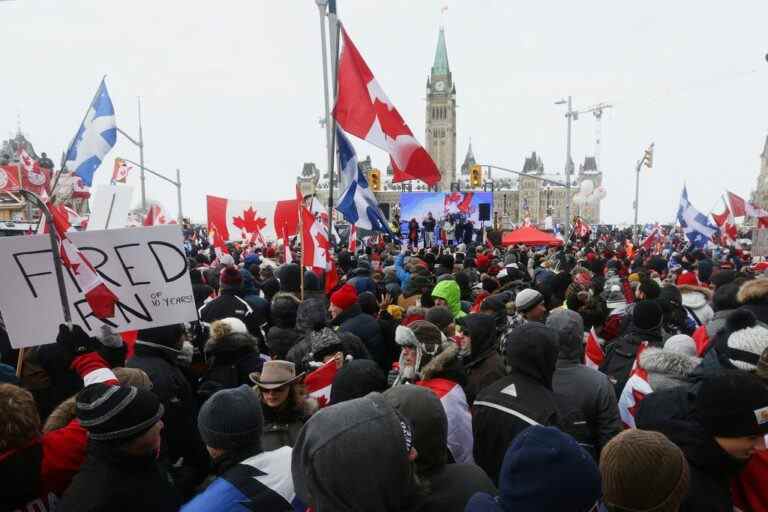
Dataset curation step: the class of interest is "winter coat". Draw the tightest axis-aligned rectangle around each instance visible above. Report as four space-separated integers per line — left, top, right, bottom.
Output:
127 342 209 497
198 290 263 338
636 385 746 512
182 446 301 512
679 284 714 327
431 280 466 319
330 303 386 371
394 253 412 290
600 324 663 397
197 332 264 402
736 278 768 324
639 346 700 391
461 314 506 405
192 282 213 308
472 329 561 485
733 451 768 512
552 360 621 459
382 386 496 512
57 442 181 512
416 343 474 465
260 394 317 452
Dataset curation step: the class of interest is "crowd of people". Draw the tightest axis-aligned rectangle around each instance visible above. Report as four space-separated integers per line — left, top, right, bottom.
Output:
2 225 768 512
403 212 479 249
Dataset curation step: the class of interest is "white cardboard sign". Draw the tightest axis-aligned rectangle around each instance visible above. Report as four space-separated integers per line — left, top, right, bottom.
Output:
0 225 196 348
89 184 134 230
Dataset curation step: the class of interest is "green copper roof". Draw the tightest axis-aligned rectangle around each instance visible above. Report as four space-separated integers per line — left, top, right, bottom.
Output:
431 28 449 76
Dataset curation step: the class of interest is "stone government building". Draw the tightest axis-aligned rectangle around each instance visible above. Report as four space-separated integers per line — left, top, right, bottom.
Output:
315 25 604 230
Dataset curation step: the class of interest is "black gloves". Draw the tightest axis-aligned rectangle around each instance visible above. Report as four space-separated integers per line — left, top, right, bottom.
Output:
56 324 98 363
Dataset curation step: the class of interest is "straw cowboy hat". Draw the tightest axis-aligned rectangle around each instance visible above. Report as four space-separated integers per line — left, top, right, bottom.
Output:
249 360 305 390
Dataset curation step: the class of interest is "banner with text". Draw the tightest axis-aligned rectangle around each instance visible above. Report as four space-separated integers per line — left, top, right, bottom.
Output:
0 225 196 348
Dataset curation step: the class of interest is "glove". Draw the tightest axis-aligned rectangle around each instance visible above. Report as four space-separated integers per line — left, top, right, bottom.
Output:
56 324 98 362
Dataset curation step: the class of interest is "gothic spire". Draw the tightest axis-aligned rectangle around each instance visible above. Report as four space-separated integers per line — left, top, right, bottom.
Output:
432 27 449 76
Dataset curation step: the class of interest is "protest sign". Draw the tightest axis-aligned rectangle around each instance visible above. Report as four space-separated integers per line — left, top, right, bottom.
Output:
0 225 196 348
89 184 133 230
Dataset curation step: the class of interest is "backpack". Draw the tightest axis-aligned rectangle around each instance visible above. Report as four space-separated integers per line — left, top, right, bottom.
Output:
599 337 642 398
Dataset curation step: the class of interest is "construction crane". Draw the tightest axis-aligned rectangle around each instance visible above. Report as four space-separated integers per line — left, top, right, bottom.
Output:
582 102 612 167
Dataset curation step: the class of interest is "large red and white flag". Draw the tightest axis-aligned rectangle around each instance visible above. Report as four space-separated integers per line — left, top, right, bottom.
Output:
0 165 21 193
641 224 661 251
207 223 229 260
618 342 652 428
206 195 279 243
417 378 474 464
712 205 738 245
38 205 88 234
304 358 338 408
333 28 441 186
111 158 132 184
348 224 357 253
49 203 118 319
143 204 176 226
727 190 768 219
298 191 329 270
584 328 605 370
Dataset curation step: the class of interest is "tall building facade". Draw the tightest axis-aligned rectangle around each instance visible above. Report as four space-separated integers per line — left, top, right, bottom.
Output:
752 135 768 210
425 27 456 192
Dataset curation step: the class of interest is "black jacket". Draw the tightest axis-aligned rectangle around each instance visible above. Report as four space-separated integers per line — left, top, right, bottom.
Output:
127 342 209 498
461 314 506 405
472 326 560 485
198 290 263 337
198 332 263 402
57 442 181 512
330 304 386 370
636 385 746 512
600 324 663 397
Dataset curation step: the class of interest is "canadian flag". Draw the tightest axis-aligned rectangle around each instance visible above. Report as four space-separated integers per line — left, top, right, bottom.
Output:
618 342 652 428
206 195 278 243
304 358 339 408
300 194 329 270
727 190 768 220
143 204 176 226
38 204 88 234
49 203 118 319
333 28 441 186
0 164 21 193
417 378 474 464
444 192 474 215
112 158 132 183
72 175 91 199
18 149 50 194
641 224 661 251
712 205 738 245
584 328 605 370
207 223 229 259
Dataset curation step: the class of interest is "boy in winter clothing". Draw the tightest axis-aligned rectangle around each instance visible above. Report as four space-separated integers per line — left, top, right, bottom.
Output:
431 279 467 319
636 371 768 511
465 426 601 512
384 386 496 512
472 323 562 484
182 385 302 511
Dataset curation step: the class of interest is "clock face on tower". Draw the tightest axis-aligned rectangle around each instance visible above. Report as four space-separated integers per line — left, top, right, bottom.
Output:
434 80 445 92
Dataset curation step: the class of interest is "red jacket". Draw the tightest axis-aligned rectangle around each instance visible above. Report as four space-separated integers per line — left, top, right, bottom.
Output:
733 452 768 512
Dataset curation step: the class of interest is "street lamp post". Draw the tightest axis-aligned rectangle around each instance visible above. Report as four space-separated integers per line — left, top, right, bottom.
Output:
116 97 146 212
119 157 183 223
555 97 575 240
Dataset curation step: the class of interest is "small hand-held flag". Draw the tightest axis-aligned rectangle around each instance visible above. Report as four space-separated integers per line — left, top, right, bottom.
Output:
64 78 117 187
112 158 132 184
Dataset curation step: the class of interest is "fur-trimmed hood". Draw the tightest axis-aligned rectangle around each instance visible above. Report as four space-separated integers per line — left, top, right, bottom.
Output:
419 342 461 382
737 278 768 304
640 347 700 391
678 284 713 309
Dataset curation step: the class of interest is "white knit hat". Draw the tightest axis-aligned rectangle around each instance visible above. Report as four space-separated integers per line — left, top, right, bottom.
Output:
515 288 544 313
728 325 768 371
664 334 698 358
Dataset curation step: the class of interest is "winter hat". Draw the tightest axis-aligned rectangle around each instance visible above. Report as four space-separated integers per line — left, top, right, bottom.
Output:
219 253 235 267
198 385 263 451
271 293 300 328
329 360 387 405
277 263 302 293
310 327 344 361
219 265 243 289
694 370 768 437
515 288 544 314
330 284 358 310
664 334 698 358
711 269 738 288
209 317 248 342
465 426 600 512
425 306 455 333
632 300 663 330
676 271 700 287
604 284 627 310
409 320 445 354
296 298 328 332
137 323 185 349
727 322 768 371
250 360 304 389
546 309 584 361
112 367 153 390
504 323 559 389
76 383 164 442
600 429 689 512
357 291 379 316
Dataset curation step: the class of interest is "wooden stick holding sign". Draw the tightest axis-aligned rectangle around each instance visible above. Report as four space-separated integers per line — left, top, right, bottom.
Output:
16 190 72 378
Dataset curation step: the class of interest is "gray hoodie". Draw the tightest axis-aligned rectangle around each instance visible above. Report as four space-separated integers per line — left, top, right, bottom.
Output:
291 393 421 512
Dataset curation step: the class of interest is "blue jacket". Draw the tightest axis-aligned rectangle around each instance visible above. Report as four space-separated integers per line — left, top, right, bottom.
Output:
394 254 411 290
183 446 304 512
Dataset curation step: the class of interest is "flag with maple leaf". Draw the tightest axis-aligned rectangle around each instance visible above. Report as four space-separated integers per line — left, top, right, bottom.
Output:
49 203 118 319
584 328 604 370
206 195 280 243
0 164 21 193
143 204 177 226
304 358 339 408
18 148 51 194
618 341 652 428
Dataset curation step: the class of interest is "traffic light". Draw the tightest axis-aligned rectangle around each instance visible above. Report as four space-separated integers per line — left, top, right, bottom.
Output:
643 143 654 168
470 164 482 188
369 168 381 191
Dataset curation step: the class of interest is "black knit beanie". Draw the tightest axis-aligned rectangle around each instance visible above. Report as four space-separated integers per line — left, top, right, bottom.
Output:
198 385 263 451
632 300 663 330
694 370 768 438
76 383 164 442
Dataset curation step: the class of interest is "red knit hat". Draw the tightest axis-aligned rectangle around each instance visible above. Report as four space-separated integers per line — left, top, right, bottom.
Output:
330 284 358 310
219 266 243 288
676 271 700 287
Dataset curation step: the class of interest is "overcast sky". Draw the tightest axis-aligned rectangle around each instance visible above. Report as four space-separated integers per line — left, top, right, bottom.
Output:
2 0 767 225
